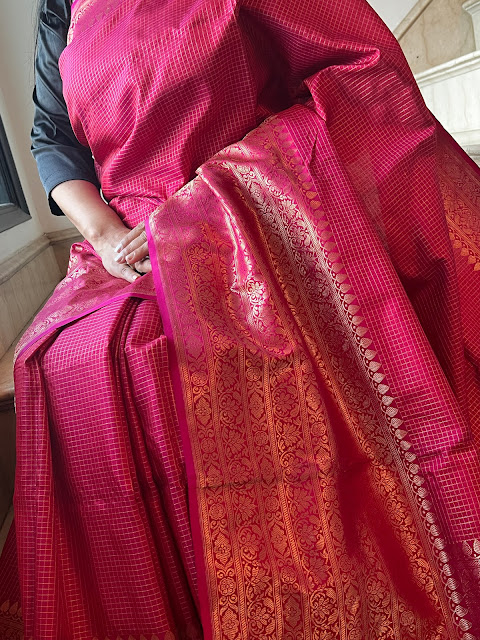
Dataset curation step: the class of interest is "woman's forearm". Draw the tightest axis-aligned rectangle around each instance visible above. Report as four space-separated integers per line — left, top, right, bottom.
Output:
50 180 127 252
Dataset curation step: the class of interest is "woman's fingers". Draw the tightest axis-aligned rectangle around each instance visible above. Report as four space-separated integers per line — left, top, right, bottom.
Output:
115 222 145 252
94 223 149 282
134 257 152 274
115 223 149 265
119 264 141 282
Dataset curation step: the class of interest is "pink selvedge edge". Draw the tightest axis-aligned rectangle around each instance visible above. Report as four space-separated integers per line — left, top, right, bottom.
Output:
146 216 214 640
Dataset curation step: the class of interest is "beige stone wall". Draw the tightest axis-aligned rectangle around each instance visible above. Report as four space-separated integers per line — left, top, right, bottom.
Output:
0 240 61 359
399 0 476 74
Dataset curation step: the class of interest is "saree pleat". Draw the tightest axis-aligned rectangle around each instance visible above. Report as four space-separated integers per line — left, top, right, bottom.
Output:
12 300 202 639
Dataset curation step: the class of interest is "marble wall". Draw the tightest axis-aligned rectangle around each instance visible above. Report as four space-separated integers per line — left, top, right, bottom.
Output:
400 0 476 74
366 0 419 31
399 0 480 154
0 240 61 360
0 228 81 361
416 52 480 150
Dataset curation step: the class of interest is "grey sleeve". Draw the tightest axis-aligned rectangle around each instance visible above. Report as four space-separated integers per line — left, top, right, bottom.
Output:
31 0 99 216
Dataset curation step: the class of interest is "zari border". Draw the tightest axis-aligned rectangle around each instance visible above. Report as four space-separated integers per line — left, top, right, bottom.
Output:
0 600 22 640
437 124 480 273
277 114 476 639
67 0 96 44
67 0 118 44
205 111 475 638
448 219 480 272
303 191 473 639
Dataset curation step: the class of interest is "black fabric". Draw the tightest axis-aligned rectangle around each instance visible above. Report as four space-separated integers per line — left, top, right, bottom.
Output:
31 0 99 216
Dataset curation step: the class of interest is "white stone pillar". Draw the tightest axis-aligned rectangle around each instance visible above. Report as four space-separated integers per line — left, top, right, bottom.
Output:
463 0 480 49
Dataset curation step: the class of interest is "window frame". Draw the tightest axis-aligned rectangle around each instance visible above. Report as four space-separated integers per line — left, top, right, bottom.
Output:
0 117 30 233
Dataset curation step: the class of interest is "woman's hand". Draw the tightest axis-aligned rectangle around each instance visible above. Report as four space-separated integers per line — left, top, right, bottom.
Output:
50 181 150 283
114 221 151 274
95 229 146 283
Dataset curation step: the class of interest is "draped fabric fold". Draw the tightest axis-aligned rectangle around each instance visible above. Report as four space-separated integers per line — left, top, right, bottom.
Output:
2 0 480 638
146 107 480 639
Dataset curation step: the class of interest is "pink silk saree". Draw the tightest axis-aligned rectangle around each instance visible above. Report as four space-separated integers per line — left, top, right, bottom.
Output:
3 0 480 638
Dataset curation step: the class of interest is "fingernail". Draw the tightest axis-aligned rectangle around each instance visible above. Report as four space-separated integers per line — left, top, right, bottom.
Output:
115 243 123 252
133 274 140 280
114 253 124 263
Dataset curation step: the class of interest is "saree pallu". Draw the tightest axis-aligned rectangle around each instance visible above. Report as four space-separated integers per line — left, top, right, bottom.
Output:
3 0 480 638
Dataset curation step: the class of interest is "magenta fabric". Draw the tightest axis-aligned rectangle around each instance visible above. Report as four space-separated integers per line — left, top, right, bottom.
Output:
2 0 480 638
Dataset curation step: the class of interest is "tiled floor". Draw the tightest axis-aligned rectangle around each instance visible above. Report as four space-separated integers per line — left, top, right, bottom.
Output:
0 505 13 555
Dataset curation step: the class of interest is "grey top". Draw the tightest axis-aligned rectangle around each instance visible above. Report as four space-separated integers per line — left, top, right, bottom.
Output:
31 0 98 215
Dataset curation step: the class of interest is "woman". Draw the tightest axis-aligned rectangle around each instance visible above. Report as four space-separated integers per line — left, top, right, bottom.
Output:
2 0 480 637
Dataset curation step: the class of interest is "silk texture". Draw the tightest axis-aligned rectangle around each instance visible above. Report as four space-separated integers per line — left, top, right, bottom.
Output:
2 0 480 639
